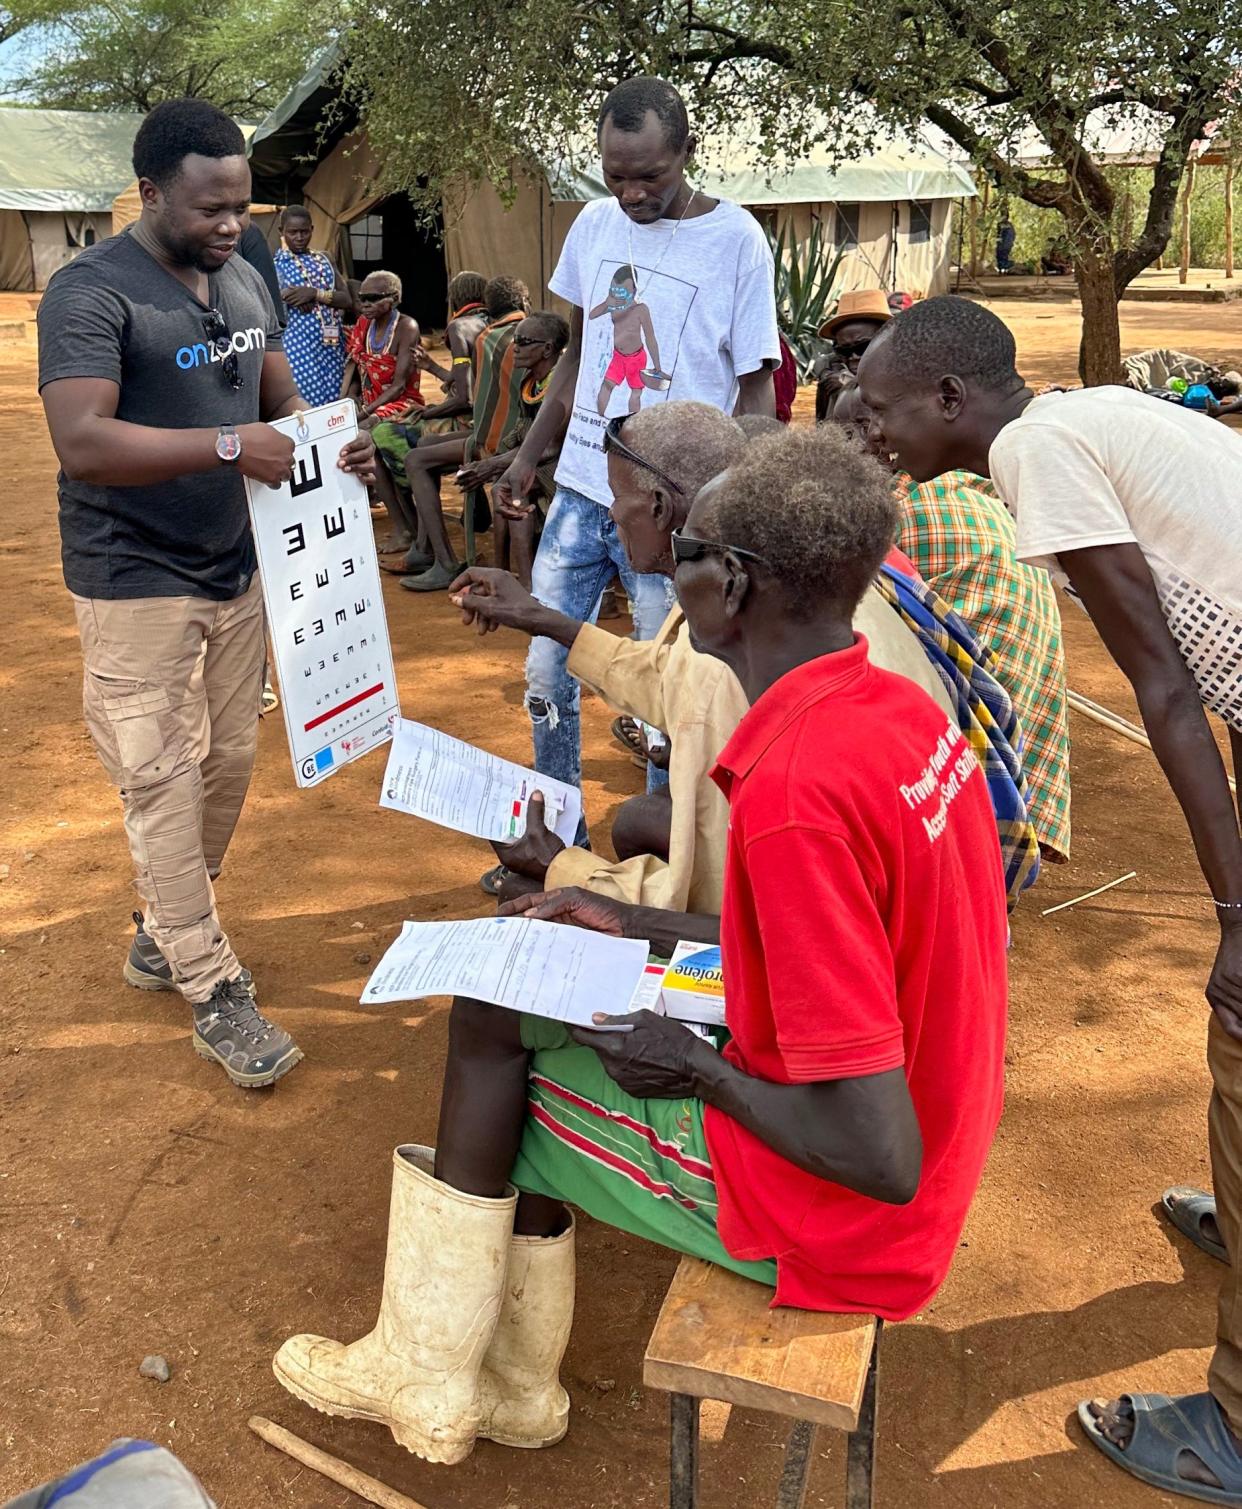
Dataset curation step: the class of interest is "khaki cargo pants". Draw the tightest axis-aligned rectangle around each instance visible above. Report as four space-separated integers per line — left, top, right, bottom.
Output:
72 579 265 1005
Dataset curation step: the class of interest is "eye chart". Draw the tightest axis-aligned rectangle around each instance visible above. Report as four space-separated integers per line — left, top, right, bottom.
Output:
245 401 399 788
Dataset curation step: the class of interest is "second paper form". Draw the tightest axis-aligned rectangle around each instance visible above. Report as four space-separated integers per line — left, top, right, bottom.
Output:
362 917 650 1026
379 719 581 845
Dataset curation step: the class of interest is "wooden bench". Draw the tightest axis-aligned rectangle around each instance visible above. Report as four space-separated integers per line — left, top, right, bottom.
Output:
644 1258 881 1509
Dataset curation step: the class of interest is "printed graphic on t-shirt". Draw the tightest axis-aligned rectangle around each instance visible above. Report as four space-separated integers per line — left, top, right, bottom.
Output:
565 260 697 464
899 716 982 843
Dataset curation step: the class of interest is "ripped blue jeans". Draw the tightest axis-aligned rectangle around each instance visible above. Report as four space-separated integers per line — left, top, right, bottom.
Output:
526 486 676 844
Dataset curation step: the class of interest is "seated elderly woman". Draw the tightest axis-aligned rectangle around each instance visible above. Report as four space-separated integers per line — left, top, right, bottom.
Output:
271 425 1011 1467
340 270 425 552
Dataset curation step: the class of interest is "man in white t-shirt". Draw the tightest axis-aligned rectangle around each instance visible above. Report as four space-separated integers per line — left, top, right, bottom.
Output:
859 294 1242 1504
490 76 780 870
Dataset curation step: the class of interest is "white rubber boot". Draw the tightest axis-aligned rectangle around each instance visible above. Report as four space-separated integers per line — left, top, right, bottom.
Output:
477 1214 575 1448
273 1145 516 1464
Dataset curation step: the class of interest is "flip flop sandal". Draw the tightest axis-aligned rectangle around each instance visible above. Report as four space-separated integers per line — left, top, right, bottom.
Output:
261 680 279 715
611 716 648 768
1078 1392 1242 1504
1163 1187 1229 1263
480 864 513 897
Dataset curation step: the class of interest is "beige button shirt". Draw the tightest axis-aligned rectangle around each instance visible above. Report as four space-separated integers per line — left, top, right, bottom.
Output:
544 587 954 915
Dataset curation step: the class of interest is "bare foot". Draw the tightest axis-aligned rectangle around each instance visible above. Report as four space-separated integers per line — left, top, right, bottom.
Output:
1086 1397 1225 1489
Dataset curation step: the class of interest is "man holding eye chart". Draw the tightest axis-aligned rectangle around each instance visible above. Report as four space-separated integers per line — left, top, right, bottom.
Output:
36 97 375 1089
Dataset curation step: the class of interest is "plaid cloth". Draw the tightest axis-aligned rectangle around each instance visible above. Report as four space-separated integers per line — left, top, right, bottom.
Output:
876 563 1040 908
893 471 1071 861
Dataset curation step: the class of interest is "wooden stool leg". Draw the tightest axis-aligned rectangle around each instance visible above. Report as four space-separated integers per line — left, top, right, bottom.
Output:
669 1393 700 1509
775 1418 817 1509
844 1325 881 1509
464 486 480 567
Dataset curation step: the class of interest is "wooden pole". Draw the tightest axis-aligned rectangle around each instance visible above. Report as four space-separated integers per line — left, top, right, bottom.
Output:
1179 156 1196 284
1226 159 1235 279
248 1417 432 1509
968 180 979 278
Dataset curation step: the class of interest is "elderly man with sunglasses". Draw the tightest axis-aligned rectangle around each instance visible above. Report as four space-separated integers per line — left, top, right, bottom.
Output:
271 424 1008 1467
36 99 374 1088
447 401 952 923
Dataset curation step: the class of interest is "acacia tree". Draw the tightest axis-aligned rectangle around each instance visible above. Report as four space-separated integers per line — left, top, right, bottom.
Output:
12 0 336 117
346 0 1237 384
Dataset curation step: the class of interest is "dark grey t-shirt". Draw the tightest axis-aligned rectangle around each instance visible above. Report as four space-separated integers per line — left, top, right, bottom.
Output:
37 230 283 601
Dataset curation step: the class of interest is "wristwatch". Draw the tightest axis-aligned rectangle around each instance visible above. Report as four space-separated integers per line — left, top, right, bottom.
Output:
216 422 242 464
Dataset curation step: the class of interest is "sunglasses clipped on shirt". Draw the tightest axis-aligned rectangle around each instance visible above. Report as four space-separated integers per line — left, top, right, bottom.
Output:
669 528 771 570
602 413 684 495
202 308 243 392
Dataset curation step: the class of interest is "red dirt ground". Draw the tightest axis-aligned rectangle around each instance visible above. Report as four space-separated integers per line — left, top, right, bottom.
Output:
1 295 1240 1508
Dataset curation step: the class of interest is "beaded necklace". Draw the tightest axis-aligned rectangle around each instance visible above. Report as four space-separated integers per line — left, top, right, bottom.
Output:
521 370 552 405
625 187 699 306
367 308 400 355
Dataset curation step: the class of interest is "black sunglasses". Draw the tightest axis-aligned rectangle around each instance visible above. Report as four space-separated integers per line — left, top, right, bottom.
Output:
603 414 684 495
357 292 391 303
833 338 872 361
202 308 243 391
513 334 550 348
670 528 770 570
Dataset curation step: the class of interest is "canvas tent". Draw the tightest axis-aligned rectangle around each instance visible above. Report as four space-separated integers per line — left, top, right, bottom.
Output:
0 107 145 290
247 47 976 326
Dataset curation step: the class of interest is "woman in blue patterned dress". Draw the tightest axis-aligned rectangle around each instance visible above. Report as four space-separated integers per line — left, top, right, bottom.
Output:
273 206 353 404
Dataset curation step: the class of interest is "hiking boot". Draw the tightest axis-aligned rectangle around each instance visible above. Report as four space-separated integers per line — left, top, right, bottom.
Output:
192 978 303 1088
124 912 255 998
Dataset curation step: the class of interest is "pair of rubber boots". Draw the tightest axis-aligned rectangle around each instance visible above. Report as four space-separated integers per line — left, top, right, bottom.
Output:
273 1145 573 1463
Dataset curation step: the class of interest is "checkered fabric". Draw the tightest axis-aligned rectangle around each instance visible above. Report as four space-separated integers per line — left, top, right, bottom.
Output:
876 565 1040 908
894 472 1071 861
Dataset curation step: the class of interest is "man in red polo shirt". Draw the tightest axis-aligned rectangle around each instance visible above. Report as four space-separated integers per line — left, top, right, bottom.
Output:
272 424 1009 1464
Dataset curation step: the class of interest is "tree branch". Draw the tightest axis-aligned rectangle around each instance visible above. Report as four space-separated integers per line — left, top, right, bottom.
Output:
924 101 1070 210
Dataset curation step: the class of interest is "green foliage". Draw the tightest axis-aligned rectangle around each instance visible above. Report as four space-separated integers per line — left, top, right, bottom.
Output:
8 0 335 116
767 217 847 378
1172 164 1241 269
976 163 1242 276
343 0 1241 378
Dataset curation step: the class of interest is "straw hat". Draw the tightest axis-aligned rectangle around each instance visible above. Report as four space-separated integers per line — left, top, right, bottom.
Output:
819 289 893 340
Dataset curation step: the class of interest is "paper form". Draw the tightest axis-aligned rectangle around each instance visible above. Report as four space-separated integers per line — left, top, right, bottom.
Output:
360 917 651 1025
379 719 582 846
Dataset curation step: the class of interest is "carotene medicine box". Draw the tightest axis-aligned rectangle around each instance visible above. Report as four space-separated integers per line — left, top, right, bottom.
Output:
659 941 726 1026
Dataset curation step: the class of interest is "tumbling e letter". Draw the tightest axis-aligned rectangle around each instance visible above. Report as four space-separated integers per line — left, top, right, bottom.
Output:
323 506 346 540
283 522 306 556
289 444 324 498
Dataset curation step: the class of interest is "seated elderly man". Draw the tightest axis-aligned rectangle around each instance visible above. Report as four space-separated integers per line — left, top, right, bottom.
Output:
271 425 1010 1465
446 399 955 918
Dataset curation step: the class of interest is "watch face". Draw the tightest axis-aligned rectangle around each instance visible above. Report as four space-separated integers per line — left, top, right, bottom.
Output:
217 430 242 462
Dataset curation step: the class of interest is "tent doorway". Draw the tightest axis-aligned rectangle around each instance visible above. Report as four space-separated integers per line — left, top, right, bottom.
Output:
346 193 447 331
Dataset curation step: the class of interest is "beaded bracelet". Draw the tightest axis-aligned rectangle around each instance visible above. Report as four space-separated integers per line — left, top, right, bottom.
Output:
1215 898 1242 911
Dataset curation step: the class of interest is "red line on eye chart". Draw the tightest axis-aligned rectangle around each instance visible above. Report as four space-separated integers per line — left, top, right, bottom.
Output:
304 683 385 732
